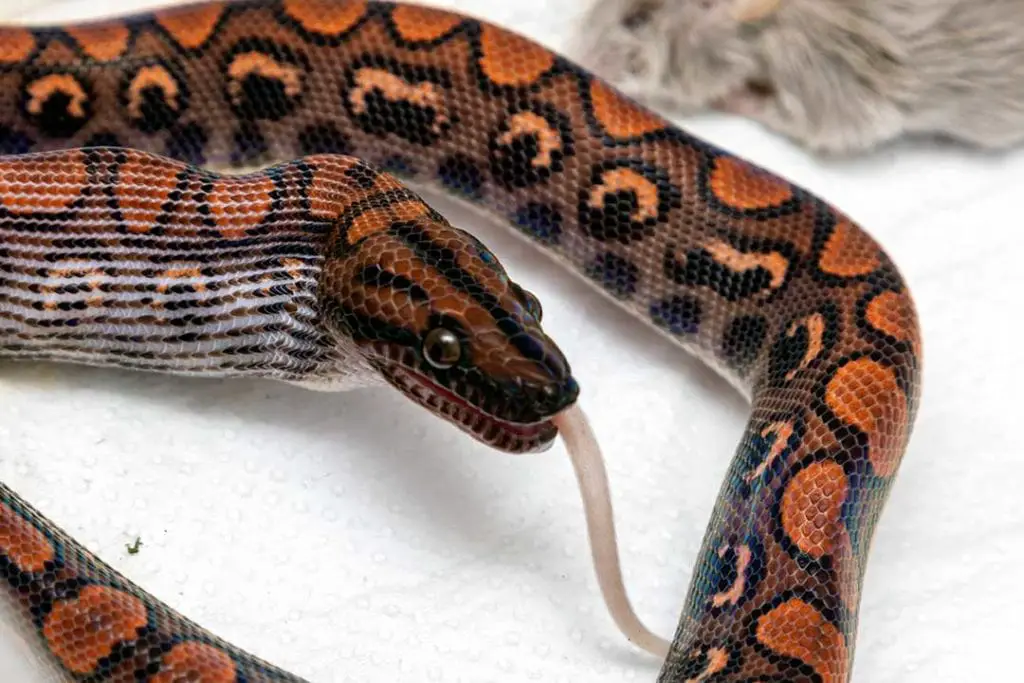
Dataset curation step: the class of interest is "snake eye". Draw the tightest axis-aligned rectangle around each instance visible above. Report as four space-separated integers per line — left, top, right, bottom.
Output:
511 283 543 321
422 328 462 369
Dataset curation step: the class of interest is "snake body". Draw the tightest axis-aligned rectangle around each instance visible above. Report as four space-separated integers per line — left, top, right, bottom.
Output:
0 1 921 681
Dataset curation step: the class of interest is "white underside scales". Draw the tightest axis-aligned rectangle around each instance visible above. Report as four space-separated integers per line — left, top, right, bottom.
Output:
0 245 339 379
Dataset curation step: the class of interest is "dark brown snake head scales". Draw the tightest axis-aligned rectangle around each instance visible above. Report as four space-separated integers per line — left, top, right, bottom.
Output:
0 0 921 681
320 163 578 453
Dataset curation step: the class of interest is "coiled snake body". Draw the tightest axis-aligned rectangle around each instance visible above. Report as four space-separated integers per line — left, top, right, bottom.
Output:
0 1 921 681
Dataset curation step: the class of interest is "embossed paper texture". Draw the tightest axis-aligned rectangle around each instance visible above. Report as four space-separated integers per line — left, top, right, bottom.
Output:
0 0 1018 681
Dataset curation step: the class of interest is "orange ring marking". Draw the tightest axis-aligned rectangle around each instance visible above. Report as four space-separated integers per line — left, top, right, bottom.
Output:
0 152 88 214
589 79 666 138
43 585 148 674
745 420 794 483
390 5 462 42
66 22 131 62
208 176 275 240
497 111 562 167
687 646 730 681
347 68 452 136
348 201 429 245
865 289 921 357
711 544 752 608
756 598 848 683
226 52 305 113
151 641 237 683
282 0 367 35
125 65 182 121
780 460 849 559
0 28 35 63
819 218 880 277
116 154 180 233
155 2 224 50
825 357 908 477
25 74 88 118
709 156 794 210
786 312 826 380
589 168 659 222
705 239 789 290
0 502 55 573
478 25 555 86
305 157 364 219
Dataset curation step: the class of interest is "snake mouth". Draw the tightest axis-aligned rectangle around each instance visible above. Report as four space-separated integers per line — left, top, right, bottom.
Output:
383 364 558 454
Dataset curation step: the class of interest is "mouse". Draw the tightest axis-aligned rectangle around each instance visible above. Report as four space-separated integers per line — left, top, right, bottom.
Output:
570 0 1024 154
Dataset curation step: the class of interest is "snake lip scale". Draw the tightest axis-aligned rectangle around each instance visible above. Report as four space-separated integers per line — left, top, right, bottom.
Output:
0 0 921 680
378 359 565 454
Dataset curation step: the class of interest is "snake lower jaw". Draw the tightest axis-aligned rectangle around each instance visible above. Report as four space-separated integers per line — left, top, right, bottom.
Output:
382 364 559 454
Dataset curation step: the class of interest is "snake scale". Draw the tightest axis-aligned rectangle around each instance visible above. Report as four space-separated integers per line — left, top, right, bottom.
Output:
0 0 921 681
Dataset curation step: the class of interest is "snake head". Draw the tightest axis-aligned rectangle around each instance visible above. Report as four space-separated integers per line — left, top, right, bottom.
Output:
324 197 579 454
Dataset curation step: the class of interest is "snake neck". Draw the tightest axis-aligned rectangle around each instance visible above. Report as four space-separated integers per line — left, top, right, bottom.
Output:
0 148 370 385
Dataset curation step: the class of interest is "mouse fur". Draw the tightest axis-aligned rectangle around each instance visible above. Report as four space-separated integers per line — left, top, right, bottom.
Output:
571 0 1024 154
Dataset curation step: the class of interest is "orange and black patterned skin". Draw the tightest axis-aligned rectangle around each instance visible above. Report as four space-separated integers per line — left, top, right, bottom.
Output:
0 1 921 682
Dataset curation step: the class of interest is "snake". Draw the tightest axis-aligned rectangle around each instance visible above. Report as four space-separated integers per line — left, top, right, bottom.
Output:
0 0 922 681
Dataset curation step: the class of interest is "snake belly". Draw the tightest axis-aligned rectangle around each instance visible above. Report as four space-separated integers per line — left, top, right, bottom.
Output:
0 1 922 681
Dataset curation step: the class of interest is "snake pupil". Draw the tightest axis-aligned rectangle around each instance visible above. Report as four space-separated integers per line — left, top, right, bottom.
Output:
422 328 462 368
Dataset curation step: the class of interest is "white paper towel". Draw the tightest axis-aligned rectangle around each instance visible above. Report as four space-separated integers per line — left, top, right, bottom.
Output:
0 1 1019 681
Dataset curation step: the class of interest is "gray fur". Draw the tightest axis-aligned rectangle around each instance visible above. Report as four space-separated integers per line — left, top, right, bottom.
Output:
570 0 1024 153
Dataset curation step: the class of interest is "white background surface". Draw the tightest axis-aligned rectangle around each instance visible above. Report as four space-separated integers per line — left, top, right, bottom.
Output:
0 0 1019 681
